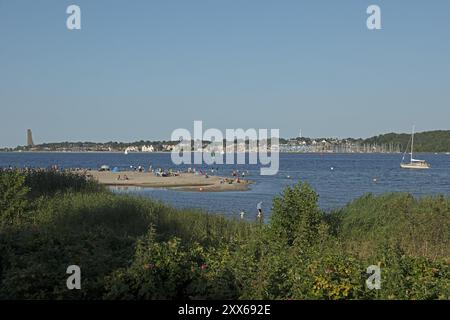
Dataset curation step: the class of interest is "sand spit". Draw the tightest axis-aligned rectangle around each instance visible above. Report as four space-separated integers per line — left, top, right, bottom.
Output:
87 171 251 192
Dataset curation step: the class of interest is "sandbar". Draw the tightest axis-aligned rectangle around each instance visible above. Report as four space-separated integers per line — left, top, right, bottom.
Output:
86 171 251 192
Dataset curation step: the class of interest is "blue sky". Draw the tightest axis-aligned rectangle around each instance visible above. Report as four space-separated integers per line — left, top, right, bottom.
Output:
1 0 449 147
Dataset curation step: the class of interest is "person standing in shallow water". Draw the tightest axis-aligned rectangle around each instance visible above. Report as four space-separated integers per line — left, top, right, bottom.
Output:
256 202 263 222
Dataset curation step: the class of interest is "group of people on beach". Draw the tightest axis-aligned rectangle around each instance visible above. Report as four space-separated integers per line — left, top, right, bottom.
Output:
125 165 182 177
154 168 181 177
232 169 249 178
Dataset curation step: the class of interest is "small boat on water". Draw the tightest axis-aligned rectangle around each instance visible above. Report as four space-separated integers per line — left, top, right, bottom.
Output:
401 160 430 169
400 126 430 169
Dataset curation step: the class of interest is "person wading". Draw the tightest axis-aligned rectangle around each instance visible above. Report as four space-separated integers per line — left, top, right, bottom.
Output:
256 202 263 222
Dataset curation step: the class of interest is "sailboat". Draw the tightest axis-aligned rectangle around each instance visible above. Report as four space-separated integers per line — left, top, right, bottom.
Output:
400 126 430 169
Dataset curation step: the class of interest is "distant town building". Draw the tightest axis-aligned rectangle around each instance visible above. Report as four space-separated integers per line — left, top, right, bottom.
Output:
27 129 34 147
162 144 175 151
125 146 139 153
141 145 155 152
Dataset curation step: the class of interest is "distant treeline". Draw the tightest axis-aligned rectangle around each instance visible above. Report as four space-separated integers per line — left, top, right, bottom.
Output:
360 130 450 153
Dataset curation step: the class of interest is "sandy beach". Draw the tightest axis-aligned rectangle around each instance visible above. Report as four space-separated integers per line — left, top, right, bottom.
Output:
87 171 251 192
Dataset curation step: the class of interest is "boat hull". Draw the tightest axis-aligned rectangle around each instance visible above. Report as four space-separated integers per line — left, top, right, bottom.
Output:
400 163 430 169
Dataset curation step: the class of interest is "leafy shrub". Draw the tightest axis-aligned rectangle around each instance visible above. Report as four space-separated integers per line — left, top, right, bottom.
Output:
24 170 104 198
105 230 210 299
270 182 324 247
0 171 29 228
332 193 450 259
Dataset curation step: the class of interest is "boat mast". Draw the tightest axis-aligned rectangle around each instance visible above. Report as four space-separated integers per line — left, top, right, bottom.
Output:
411 125 415 162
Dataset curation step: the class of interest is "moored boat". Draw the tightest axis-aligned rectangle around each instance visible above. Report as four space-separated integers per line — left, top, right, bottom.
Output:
400 126 430 169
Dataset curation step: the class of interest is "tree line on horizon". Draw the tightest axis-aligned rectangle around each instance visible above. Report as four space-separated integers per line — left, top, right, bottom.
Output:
359 130 450 153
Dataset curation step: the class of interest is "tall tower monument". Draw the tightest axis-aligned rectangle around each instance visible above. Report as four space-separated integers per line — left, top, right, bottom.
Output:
27 129 34 147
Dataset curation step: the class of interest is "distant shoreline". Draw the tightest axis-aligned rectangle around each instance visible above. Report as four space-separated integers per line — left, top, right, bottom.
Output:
0 150 171 154
1 151 449 155
2 129 450 153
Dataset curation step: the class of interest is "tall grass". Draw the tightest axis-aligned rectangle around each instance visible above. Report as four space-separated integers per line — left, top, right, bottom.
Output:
24 170 104 198
331 193 450 259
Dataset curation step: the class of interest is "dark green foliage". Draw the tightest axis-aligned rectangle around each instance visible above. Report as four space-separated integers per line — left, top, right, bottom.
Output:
362 130 450 152
0 193 154 299
270 182 324 247
0 174 448 300
370 244 450 299
331 193 450 259
24 170 104 198
105 231 202 300
0 171 29 227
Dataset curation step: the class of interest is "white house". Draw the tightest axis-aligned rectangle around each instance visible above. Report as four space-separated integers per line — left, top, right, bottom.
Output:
141 145 154 152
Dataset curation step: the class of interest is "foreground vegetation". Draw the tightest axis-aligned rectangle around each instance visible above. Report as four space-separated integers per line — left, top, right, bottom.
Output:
0 171 448 299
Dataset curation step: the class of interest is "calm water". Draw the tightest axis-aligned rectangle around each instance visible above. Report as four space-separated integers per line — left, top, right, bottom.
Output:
1 152 450 220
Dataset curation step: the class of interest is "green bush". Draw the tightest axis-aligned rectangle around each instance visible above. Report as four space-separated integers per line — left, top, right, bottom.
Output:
105 230 204 299
24 170 104 198
270 182 324 247
331 193 450 259
0 171 29 228
372 244 449 299
0 193 155 299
